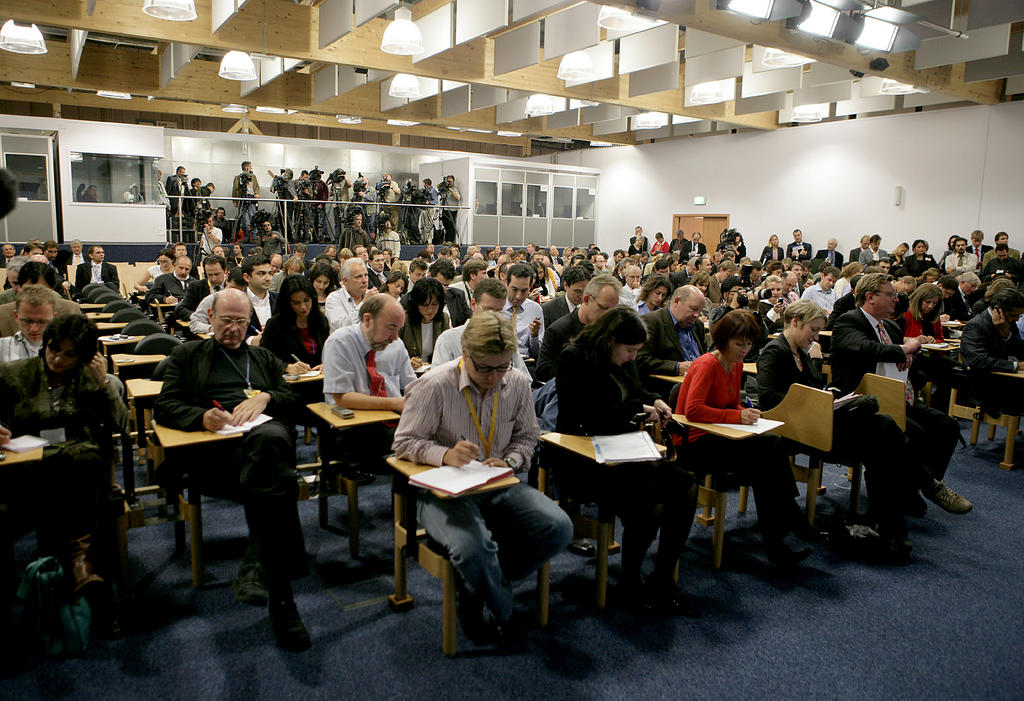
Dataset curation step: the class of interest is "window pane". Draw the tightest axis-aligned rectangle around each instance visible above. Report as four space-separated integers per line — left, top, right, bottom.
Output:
475 181 497 215
526 184 546 217
575 188 595 220
70 152 160 204
4 154 47 201
552 186 573 219
500 183 522 216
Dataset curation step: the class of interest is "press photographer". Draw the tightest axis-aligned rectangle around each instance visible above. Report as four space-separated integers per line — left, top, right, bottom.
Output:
437 174 461 245
231 160 260 242
268 168 298 240
327 168 351 243
376 172 401 241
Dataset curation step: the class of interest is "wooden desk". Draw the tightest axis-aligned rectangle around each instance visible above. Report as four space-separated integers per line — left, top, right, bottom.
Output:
112 354 165 376
306 402 399 428
285 372 324 385
0 446 45 465
97 322 130 332
80 302 106 311
152 422 242 448
387 455 520 500
993 370 1024 379
125 379 164 497
671 414 767 440
152 302 176 324
651 362 757 385
87 312 115 320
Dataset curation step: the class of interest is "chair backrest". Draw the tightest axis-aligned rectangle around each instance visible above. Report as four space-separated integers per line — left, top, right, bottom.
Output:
83 285 112 301
121 318 166 337
151 355 173 381
102 299 135 314
110 308 147 323
134 332 182 356
762 383 834 452
114 263 135 297
854 373 906 430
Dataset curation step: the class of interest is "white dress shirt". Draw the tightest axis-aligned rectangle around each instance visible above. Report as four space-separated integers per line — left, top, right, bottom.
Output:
432 323 531 378
248 288 272 328
324 287 367 332
502 297 544 359
322 323 416 403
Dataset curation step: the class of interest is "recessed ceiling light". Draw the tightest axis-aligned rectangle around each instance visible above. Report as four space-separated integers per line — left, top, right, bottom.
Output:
336 115 362 124
387 119 420 126
255 105 286 114
465 128 492 134
11 82 35 89
97 90 132 100
222 103 249 113
497 131 523 137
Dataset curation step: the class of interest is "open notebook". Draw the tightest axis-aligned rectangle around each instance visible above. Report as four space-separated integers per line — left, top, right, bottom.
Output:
409 460 514 496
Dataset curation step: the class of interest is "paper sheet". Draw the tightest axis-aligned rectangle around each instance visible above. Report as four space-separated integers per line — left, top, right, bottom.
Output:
710 418 784 434
409 460 514 496
4 435 49 452
215 413 273 435
592 431 662 464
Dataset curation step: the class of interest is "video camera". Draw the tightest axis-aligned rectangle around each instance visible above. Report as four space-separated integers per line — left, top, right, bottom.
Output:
237 170 253 186
252 208 274 232
309 166 324 182
375 176 393 201
328 168 347 185
720 227 741 249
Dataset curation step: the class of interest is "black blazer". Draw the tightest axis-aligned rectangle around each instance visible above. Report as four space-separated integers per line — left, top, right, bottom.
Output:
830 308 909 395
903 255 939 278
759 246 784 264
537 309 584 382
146 273 188 305
261 315 330 367
813 249 844 269
367 268 388 291
681 241 707 259
248 291 277 337
942 290 972 323
756 335 823 411
637 306 708 378
961 311 1024 376
444 287 471 328
75 261 119 293
175 278 218 322
556 343 656 437
541 295 571 329
787 242 813 262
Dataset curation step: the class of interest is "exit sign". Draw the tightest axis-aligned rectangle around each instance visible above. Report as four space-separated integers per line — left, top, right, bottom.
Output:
693 195 707 206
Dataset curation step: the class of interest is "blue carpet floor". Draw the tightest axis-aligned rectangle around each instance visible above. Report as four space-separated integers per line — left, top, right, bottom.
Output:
3 421 1023 700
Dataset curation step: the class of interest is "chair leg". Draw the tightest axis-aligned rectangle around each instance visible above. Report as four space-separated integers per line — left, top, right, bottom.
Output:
737 485 749 515
988 423 997 441
441 560 457 658
595 520 612 610
712 491 727 570
806 459 822 525
848 464 863 514
388 492 414 611
1001 415 1019 471
970 415 981 445
343 477 360 558
697 475 715 526
537 562 550 627
180 493 203 589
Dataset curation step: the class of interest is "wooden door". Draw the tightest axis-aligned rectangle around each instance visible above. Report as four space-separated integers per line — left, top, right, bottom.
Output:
672 214 730 254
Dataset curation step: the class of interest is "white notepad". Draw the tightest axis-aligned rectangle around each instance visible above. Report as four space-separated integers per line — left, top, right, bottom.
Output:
4 435 49 452
710 418 784 435
214 413 273 435
409 460 514 496
592 431 662 464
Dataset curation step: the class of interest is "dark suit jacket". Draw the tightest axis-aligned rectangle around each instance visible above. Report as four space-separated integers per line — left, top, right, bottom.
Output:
759 246 784 264
398 315 450 362
824 292 859 331
75 261 119 293
943 289 973 323
260 315 330 367
637 306 708 378
813 249 844 270
541 295 571 329
537 309 584 382
146 273 189 305
367 268 388 291
961 311 1024 376
0 296 81 337
756 335 823 411
444 287 471 328
830 308 909 395
681 241 707 259
248 291 277 337
848 248 868 267
787 242 813 262
175 278 217 322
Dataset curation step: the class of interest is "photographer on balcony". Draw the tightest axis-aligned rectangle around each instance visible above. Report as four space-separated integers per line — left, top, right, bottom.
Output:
232 161 260 242
269 168 298 240
437 175 461 245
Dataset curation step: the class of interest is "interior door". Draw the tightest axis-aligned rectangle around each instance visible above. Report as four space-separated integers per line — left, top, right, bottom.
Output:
672 214 730 254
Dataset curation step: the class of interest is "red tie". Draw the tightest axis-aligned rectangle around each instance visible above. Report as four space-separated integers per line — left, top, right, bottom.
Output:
366 350 398 425
975 247 981 259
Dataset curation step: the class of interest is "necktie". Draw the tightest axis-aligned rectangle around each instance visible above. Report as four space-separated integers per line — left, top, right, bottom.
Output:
828 251 833 265
366 349 398 425
975 247 981 259
958 254 964 266
875 322 915 403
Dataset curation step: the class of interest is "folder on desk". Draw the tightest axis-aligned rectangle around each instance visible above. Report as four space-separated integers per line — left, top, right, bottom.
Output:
409 460 514 496
592 431 661 463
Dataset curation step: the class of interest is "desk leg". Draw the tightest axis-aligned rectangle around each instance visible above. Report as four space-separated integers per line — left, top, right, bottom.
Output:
388 487 414 611
343 477 359 558
595 521 611 610
1001 415 1019 471
441 563 457 657
537 562 550 627
317 429 329 528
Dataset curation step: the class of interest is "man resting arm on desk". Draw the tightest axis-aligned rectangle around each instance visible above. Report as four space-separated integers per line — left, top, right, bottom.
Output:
392 311 572 645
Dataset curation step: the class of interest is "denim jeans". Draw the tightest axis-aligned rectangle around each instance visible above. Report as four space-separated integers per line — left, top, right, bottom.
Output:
417 482 572 621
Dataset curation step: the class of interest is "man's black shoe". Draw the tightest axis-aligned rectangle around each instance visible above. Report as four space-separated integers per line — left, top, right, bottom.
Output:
455 577 493 645
269 600 311 652
567 537 596 557
647 583 701 619
232 562 269 606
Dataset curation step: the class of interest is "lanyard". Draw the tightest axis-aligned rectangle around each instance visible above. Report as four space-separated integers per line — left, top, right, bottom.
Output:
459 359 499 458
219 346 252 391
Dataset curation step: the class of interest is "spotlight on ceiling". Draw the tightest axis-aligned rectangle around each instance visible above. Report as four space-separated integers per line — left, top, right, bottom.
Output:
336 115 362 124
689 81 726 105
791 102 829 122
97 90 132 100
718 0 806 21
557 51 594 82
879 79 917 95
221 103 249 113
387 119 420 126
761 48 815 68
219 51 257 81
596 6 661 31
632 112 668 130
142 0 198 21
525 94 556 118
389 73 422 99
0 20 47 54
380 7 423 55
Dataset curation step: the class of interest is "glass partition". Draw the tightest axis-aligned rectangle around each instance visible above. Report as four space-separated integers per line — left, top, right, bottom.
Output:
500 183 523 216
552 186 573 219
526 184 546 217
70 152 161 204
4 154 48 201
475 181 497 215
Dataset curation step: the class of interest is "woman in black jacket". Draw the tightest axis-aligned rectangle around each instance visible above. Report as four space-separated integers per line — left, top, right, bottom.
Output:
903 239 939 279
260 274 329 375
555 307 699 616
399 277 450 370
758 234 784 264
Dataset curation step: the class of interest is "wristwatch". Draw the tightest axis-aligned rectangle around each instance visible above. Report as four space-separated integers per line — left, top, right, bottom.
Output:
505 455 519 469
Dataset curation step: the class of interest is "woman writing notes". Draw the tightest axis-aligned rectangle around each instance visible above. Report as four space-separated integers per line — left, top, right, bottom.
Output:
556 307 699 616
400 277 450 371
260 275 329 376
675 310 813 566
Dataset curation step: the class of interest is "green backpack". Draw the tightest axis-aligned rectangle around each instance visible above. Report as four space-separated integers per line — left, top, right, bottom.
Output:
16 556 92 657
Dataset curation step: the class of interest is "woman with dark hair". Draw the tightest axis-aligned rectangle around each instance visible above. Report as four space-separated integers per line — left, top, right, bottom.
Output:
400 277 449 370
384 269 409 299
675 309 812 566
555 307 699 616
637 273 672 316
308 262 338 314
260 275 329 375
904 239 938 278
0 314 129 602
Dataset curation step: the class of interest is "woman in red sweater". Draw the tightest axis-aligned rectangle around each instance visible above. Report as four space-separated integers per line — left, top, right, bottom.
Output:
903 284 945 344
675 310 813 566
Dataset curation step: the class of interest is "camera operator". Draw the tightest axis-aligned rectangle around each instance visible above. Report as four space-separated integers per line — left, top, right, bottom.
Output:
378 218 401 259
437 175 461 245
269 168 298 240
166 165 189 239
259 219 285 257
231 160 260 242
327 168 351 242
198 211 223 256
342 211 372 253
417 178 437 245
376 172 401 236
183 177 204 233
307 167 329 242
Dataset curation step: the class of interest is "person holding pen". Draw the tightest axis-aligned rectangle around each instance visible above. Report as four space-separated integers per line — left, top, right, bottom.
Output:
153 288 310 652
674 309 814 566
392 311 572 646
259 275 329 375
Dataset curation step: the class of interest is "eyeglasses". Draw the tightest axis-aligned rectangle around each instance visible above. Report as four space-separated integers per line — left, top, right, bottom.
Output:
471 357 512 374
216 316 250 327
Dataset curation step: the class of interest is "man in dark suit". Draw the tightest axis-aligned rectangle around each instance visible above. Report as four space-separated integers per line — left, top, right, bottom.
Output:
960 288 1024 417
74 245 119 293
786 229 812 262
812 237 844 272
637 285 708 380
938 274 977 322
849 235 870 270
541 265 591 328
537 275 621 382
146 255 192 306
175 255 228 323
830 272 972 515
367 250 389 290
968 230 992 272
681 232 707 259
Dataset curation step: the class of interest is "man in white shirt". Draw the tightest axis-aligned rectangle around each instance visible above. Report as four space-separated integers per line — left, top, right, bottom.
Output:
0 284 53 363
944 236 978 275
242 254 275 337
325 258 375 332
68 239 85 268
199 213 223 256
800 264 839 313
858 235 888 266
621 265 642 308
502 262 544 363
434 278 530 378
449 258 488 305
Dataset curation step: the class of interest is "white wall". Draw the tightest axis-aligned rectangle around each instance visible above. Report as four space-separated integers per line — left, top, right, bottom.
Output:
0 114 167 243
543 101 1024 258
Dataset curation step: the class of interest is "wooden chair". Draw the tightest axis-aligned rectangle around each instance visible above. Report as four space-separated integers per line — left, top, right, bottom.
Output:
386 456 549 657
113 263 136 297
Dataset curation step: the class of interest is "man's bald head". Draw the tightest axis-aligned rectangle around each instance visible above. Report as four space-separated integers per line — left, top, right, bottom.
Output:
209 288 253 349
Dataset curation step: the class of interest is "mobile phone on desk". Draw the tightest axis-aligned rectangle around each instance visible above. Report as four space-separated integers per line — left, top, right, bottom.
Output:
331 406 355 420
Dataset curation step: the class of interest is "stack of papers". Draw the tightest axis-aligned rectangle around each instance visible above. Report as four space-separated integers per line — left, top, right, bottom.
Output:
832 392 860 409
592 431 662 464
4 435 49 452
921 343 951 351
409 460 514 496
298 370 321 378
711 418 784 434
414 363 431 374
214 414 273 435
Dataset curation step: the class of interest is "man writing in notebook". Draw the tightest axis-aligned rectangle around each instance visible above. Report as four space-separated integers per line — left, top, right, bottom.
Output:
392 311 572 645
153 288 311 651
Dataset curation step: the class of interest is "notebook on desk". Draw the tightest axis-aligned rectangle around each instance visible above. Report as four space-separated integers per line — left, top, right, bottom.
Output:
409 460 514 496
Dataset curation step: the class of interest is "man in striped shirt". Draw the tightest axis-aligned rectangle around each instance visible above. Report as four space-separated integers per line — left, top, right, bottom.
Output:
392 311 572 645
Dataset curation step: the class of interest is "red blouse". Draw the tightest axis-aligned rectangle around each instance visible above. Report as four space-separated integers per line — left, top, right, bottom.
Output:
902 311 944 342
651 240 670 254
675 352 744 442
